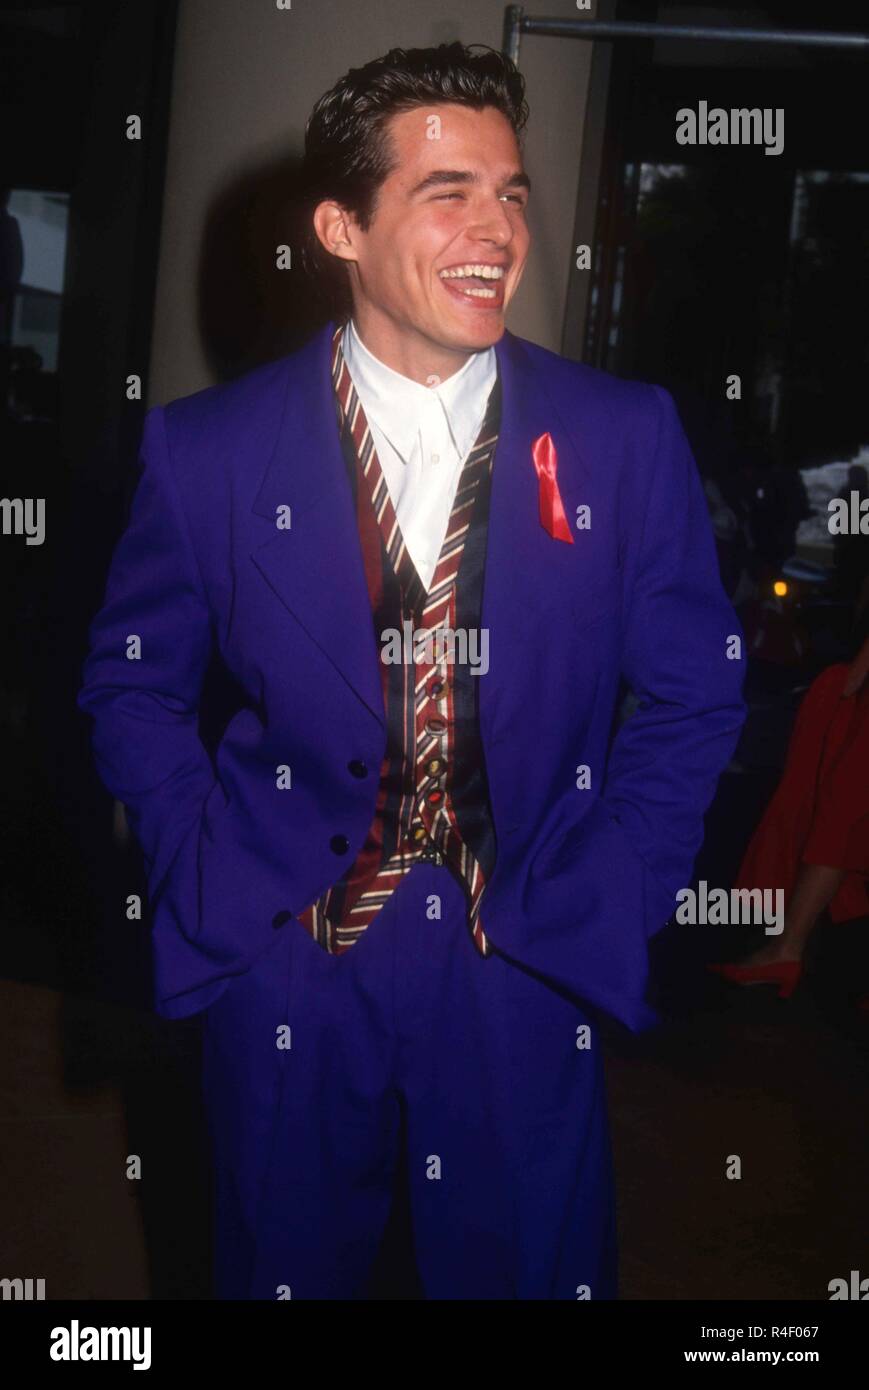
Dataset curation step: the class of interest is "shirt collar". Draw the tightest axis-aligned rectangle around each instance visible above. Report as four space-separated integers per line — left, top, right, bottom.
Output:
341 317 497 464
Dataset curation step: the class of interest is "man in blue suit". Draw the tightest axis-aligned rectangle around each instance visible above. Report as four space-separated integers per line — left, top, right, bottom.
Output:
78 42 746 1299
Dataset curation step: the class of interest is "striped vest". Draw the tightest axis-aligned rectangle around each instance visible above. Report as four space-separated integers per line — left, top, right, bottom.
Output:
295 324 500 957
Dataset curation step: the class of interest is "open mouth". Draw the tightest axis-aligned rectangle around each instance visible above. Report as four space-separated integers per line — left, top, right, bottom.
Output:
438 264 506 309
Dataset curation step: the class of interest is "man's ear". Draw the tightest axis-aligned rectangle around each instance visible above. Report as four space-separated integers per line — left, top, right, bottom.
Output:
312 200 359 265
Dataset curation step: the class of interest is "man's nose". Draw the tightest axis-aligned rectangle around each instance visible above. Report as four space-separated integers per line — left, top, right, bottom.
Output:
466 198 515 245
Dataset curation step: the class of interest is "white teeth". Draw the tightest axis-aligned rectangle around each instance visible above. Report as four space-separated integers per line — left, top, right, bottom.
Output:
439 264 504 300
439 265 505 280
449 285 497 298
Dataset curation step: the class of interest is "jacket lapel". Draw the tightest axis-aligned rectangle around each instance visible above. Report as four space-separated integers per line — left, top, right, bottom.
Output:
478 328 597 750
250 318 596 738
250 320 387 727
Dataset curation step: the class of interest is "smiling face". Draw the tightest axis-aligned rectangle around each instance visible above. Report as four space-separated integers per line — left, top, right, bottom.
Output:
312 102 532 382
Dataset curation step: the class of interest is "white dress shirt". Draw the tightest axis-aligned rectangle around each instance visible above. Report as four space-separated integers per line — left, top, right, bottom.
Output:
341 317 497 591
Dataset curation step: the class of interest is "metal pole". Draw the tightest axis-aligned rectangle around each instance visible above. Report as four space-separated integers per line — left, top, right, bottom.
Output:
503 5 523 67
526 18 869 48
503 7 869 64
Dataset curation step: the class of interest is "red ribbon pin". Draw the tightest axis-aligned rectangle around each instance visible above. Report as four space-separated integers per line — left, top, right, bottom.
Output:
531 432 574 543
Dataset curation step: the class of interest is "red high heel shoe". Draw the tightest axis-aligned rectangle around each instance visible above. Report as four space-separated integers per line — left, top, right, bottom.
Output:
707 959 803 999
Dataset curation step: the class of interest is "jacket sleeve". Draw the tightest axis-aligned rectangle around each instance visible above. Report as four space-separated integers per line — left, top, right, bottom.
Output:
77 405 218 959
599 384 747 935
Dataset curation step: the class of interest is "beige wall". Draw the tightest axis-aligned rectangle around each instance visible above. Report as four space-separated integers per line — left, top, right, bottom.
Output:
148 0 596 405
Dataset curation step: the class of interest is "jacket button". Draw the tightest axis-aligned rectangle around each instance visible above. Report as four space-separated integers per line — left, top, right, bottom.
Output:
347 759 368 778
272 911 293 930
330 834 350 854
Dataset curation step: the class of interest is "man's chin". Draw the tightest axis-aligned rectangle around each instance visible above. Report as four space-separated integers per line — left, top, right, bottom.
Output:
437 313 506 351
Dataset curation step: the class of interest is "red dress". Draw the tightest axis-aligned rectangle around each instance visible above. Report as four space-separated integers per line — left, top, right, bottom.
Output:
734 664 869 922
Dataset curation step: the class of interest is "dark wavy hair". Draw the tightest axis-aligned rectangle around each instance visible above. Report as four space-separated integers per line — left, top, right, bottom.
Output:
298 42 529 322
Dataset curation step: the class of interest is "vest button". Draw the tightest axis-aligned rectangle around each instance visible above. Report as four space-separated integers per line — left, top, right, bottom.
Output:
411 822 427 844
425 787 444 807
427 677 445 699
347 759 368 778
330 834 350 855
425 756 445 776
425 714 447 735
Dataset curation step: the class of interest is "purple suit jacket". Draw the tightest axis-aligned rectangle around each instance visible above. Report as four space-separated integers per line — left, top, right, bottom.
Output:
78 319 746 1029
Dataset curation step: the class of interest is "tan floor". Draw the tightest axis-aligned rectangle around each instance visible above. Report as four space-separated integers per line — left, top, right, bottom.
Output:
0 979 148 1299
2 976 867 1300
608 1005 869 1300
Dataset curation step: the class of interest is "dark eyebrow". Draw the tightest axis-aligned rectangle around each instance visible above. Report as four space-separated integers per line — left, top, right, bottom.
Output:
407 168 531 197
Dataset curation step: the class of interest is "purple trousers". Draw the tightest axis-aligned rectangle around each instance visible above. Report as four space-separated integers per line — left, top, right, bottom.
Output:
201 860 618 1299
